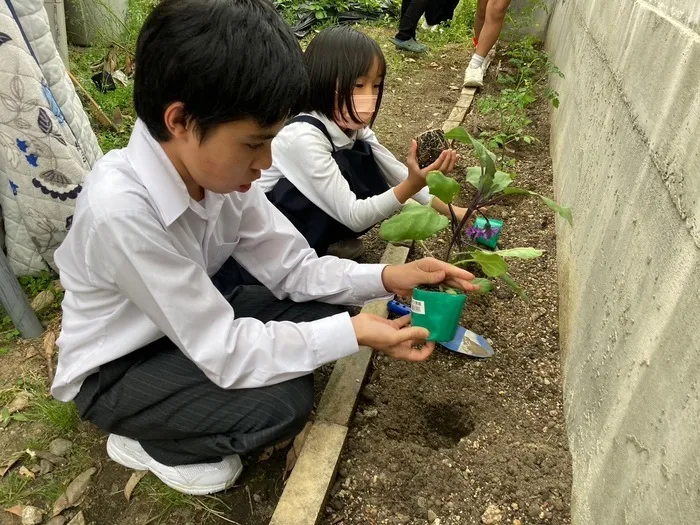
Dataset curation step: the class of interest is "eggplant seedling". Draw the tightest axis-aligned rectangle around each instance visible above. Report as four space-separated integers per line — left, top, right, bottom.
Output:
379 127 572 341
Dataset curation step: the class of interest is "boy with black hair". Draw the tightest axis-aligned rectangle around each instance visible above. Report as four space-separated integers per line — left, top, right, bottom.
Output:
52 0 478 495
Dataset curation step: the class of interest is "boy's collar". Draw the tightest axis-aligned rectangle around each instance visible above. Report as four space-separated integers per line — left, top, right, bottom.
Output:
126 119 191 226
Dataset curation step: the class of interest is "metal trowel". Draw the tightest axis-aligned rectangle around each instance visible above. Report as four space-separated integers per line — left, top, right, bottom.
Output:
387 299 494 359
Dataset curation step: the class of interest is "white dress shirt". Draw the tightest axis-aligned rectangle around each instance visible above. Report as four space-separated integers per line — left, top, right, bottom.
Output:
258 112 433 232
51 120 392 402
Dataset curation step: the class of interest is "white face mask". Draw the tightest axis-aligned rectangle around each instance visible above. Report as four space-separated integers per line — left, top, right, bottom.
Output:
334 94 378 130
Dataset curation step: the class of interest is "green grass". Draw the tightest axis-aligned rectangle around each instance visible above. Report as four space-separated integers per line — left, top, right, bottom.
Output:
1 375 80 436
28 400 80 435
0 432 95 509
17 375 80 435
69 0 156 151
413 0 477 48
0 386 18 407
0 375 96 510
18 271 56 297
0 472 32 507
136 475 239 524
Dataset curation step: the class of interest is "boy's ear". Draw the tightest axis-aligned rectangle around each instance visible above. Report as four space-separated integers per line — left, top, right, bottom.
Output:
163 102 191 140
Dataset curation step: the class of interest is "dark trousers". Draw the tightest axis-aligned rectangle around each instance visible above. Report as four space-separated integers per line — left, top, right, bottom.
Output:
395 0 431 40
425 0 459 25
74 269 345 466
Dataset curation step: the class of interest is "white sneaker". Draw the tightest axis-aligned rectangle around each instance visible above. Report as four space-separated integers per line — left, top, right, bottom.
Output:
107 434 243 495
463 65 485 88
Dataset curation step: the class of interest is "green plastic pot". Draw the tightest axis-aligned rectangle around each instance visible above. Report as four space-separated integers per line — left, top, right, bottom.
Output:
473 217 504 249
410 287 467 342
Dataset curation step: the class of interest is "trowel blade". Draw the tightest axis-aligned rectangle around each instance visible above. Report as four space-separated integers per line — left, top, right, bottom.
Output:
440 326 494 358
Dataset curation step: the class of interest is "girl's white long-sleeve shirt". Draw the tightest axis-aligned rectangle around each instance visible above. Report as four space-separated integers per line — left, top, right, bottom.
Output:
257 112 432 232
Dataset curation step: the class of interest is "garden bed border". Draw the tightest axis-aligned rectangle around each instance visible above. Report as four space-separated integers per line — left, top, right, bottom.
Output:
269 50 490 525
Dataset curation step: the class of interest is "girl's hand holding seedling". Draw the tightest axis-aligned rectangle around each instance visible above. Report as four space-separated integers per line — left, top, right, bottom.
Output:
351 314 435 361
407 140 458 182
393 141 458 204
381 257 481 297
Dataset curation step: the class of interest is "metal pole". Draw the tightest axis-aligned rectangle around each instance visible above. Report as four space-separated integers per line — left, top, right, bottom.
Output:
44 0 69 66
0 250 44 339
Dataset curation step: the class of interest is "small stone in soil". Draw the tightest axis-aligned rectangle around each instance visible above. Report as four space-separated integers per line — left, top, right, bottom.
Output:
417 496 427 509
21 506 44 525
331 480 342 496
39 459 53 475
428 509 438 522
360 389 376 402
528 505 541 519
481 504 503 524
253 493 263 503
49 438 73 457
331 499 344 511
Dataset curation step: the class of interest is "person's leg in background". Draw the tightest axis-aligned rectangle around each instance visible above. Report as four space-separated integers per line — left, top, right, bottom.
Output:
464 0 511 87
473 0 487 47
391 0 431 53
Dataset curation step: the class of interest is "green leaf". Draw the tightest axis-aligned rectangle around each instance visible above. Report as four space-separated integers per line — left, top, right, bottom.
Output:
12 413 29 422
500 273 529 302
473 251 508 278
444 127 471 144
469 135 497 193
540 195 573 226
494 247 544 259
502 187 530 196
426 171 460 205
466 167 481 189
491 171 515 194
503 187 573 226
471 278 493 294
379 203 449 242
446 128 496 194
1 407 10 426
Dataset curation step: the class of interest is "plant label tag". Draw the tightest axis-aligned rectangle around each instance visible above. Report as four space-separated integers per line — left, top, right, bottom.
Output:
411 298 425 315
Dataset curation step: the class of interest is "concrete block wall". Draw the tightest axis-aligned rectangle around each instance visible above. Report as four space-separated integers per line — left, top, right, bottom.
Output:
545 0 700 523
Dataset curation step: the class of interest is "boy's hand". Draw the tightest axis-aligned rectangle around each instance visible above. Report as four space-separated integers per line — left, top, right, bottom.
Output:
382 257 480 297
406 140 459 187
352 314 435 361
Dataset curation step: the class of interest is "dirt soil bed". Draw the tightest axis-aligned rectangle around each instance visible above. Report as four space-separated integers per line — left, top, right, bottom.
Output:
323 44 573 525
0 30 571 525
0 27 478 525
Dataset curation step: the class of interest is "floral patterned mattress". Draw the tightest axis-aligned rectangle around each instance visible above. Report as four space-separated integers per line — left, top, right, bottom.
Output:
0 0 101 275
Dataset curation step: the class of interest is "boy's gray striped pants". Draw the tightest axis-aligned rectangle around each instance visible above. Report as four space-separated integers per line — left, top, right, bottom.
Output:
74 261 345 466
